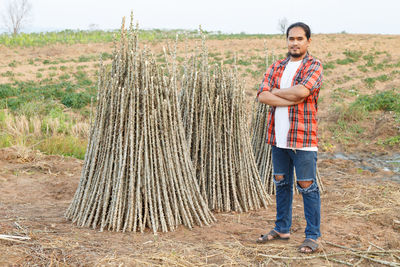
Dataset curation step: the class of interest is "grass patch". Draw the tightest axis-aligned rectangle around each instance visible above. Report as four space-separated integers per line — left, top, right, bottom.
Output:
363 75 391 88
61 92 91 109
43 59 58 65
380 135 400 146
59 74 71 80
336 50 362 65
324 61 335 70
8 60 19 67
351 89 400 113
101 52 113 60
0 80 96 112
0 29 276 47
37 136 87 159
78 55 96 62
1 71 15 77
0 109 88 159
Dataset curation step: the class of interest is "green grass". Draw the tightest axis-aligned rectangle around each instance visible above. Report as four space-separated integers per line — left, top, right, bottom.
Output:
0 109 88 159
78 55 97 62
329 89 400 146
324 61 335 70
363 54 375 66
59 74 70 80
1 71 15 77
351 89 400 113
37 136 87 159
237 59 251 66
363 74 391 88
0 80 96 113
357 65 368 72
336 50 362 65
8 60 19 67
0 29 278 47
380 135 400 146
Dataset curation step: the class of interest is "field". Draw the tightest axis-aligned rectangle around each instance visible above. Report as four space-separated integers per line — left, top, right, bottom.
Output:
0 31 399 266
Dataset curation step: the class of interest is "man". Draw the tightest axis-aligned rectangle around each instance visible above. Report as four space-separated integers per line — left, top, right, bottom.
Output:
256 22 323 253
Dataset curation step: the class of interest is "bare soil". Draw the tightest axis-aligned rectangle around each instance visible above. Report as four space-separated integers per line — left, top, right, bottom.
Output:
0 146 399 266
1 34 400 265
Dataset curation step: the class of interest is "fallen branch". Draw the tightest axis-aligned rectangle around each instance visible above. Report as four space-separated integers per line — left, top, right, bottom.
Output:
0 234 31 243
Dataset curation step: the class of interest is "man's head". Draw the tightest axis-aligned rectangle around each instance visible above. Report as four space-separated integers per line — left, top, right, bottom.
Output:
286 22 311 60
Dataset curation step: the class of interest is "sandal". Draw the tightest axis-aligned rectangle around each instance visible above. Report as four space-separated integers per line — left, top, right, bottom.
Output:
298 238 319 253
256 229 290 244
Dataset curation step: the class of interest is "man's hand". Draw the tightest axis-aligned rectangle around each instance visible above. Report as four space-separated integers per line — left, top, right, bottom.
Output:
258 90 304 107
271 85 310 102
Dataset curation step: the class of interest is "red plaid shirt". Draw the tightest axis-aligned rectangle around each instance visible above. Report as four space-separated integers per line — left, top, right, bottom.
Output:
257 53 323 148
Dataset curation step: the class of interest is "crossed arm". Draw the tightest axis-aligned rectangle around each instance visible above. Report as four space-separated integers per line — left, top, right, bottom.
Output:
258 85 310 107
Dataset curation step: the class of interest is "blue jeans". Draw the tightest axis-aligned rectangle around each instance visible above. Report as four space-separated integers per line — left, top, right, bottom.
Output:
271 146 321 240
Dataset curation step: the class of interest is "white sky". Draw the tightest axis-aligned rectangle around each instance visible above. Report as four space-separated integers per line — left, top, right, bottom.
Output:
1 0 399 34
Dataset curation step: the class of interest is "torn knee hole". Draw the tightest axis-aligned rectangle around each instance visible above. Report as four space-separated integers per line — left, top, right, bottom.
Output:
297 181 313 189
274 175 284 181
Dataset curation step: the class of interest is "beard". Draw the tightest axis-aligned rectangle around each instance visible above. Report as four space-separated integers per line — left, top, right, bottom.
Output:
289 51 303 58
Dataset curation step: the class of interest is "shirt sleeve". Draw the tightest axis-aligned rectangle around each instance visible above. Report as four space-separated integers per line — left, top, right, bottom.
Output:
257 63 275 97
299 60 323 94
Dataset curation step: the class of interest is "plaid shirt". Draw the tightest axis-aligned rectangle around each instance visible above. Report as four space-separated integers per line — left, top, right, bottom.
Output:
257 53 323 148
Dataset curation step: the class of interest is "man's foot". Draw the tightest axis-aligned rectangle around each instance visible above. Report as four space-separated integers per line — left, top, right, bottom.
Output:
256 229 290 243
298 238 319 253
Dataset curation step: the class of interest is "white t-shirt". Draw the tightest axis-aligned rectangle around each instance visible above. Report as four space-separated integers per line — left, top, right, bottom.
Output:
274 60 318 151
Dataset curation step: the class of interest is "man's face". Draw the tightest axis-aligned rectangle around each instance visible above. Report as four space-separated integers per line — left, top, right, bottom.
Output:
287 27 310 60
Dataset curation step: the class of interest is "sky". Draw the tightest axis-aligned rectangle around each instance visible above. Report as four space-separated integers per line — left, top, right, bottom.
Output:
1 0 399 34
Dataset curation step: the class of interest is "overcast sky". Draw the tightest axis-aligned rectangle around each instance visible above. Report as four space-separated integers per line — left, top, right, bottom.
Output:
1 0 399 34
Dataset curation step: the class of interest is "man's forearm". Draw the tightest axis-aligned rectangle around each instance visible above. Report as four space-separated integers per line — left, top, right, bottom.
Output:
272 85 310 101
258 91 302 106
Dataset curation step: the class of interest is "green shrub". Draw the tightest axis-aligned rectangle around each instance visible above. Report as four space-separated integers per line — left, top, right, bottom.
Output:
237 59 251 66
5 97 23 110
61 92 91 109
73 71 93 86
324 61 335 69
351 90 400 113
0 84 17 98
1 71 15 77
336 50 362 65
363 54 375 66
78 55 93 62
59 74 70 80
101 52 113 60
8 60 18 67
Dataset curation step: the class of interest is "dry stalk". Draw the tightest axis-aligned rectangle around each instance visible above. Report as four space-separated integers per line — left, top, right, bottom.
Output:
65 16 215 233
178 32 271 212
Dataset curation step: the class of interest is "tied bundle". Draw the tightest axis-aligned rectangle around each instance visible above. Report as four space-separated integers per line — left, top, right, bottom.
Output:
65 18 215 233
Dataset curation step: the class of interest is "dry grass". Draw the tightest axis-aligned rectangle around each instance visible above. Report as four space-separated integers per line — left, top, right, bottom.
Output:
2 234 399 266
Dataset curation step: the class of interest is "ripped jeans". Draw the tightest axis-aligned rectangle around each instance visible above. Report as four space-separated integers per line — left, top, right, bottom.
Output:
271 146 321 240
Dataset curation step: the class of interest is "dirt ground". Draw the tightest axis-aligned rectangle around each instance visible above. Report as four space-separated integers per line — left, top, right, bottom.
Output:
1 34 400 265
0 146 399 266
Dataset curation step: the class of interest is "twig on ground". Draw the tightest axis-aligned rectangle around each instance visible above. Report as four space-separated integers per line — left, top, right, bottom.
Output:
368 241 385 251
328 257 353 266
0 234 31 243
351 252 400 267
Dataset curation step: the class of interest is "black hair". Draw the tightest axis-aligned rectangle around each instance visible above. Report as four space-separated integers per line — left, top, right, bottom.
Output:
286 22 311 40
